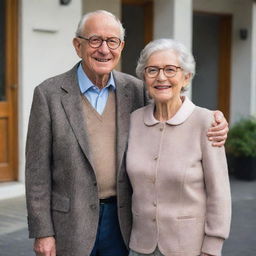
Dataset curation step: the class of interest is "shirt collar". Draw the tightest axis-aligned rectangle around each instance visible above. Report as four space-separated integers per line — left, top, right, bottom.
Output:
144 96 195 126
77 63 116 94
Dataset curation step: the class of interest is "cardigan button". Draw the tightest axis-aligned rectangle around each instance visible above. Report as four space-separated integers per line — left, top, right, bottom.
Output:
154 156 158 160
159 127 164 131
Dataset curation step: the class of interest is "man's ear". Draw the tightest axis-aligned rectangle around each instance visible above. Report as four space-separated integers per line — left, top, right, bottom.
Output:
120 41 125 52
73 37 82 58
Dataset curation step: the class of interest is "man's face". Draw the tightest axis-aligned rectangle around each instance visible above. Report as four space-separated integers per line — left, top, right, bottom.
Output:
73 14 124 83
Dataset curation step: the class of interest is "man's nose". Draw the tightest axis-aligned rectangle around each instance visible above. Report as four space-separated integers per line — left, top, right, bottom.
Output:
98 41 110 54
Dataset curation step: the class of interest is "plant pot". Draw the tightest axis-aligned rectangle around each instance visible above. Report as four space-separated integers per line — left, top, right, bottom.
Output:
233 156 256 181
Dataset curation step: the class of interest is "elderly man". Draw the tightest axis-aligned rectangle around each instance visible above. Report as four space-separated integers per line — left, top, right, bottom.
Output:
25 10 228 256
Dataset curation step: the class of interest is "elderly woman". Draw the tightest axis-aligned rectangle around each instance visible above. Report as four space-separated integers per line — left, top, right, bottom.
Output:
126 38 231 256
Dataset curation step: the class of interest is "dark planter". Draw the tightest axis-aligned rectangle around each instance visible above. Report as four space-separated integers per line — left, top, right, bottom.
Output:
232 156 256 181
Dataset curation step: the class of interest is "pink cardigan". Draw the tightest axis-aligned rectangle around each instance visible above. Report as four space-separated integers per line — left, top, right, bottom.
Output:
126 97 231 256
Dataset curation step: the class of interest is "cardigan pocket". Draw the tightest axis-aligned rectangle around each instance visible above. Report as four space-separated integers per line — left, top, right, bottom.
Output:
177 216 196 220
178 216 205 252
51 192 70 213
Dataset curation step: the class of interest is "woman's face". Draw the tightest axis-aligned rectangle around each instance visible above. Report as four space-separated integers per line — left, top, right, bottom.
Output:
145 49 190 104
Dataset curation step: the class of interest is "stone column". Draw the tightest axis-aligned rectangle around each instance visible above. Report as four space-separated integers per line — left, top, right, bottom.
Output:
154 0 193 97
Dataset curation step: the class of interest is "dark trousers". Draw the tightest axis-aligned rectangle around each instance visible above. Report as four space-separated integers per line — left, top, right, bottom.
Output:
90 200 128 256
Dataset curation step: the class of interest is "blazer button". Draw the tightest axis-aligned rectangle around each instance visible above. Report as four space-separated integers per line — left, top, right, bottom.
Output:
90 204 97 210
93 182 97 186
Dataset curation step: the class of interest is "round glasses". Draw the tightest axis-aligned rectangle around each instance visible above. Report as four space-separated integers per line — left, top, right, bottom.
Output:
77 35 122 50
144 65 182 78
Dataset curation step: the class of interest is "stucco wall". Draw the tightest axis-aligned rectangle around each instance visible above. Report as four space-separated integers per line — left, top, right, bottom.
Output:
251 2 256 116
19 0 82 183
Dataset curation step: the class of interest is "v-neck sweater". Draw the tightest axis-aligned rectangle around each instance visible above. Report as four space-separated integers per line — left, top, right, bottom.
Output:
82 90 117 199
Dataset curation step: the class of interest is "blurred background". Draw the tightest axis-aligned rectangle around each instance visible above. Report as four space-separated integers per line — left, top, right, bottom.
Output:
0 0 255 255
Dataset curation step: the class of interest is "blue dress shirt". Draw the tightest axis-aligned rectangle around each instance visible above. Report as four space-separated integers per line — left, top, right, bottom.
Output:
77 63 116 115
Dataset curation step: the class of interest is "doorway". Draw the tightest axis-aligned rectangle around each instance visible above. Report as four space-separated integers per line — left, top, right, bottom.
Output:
0 0 18 181
121 0 153 76
192 12 232 120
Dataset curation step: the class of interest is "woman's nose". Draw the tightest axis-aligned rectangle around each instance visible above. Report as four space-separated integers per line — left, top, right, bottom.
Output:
157 69 167 80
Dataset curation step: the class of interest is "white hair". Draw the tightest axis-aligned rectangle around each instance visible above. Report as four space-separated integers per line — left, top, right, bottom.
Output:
75 10 125 41
136 38 195 89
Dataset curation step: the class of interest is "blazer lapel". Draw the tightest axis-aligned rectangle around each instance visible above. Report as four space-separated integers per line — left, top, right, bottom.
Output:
60 64 94 169
114 71 132 173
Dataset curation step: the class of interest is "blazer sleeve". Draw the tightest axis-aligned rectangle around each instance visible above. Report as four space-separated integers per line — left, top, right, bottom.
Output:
200 113 232 256
25 85 55 238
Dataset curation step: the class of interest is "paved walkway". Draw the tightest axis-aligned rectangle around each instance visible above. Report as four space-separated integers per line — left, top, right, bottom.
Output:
0 176 255 256
0 196 33 256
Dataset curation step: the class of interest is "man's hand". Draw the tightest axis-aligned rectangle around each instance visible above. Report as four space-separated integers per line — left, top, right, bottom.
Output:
207 110 229 147
34 236 56 256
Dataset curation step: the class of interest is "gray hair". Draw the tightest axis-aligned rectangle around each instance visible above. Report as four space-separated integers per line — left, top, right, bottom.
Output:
75 10 125 41
136 38 195 88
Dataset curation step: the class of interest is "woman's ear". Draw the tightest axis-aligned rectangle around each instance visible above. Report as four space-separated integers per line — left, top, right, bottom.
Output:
183 73 192 87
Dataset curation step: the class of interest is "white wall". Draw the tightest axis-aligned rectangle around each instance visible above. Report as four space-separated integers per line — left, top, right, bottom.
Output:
154 0 192 48
19 0 82 183
193 0 255 123
154 0 175 39
231 0 253 122
251 2 256 116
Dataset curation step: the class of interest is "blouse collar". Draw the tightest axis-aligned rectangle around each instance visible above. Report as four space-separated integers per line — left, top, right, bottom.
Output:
144 96 195 126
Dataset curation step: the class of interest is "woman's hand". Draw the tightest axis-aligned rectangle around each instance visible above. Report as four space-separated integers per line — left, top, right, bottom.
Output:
207 110 229 147
201 253 215 256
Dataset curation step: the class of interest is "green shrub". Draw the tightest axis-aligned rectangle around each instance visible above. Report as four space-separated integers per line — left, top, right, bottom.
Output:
226 117 256 157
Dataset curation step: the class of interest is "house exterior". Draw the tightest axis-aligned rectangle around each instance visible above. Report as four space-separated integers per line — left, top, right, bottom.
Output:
0 0 255 199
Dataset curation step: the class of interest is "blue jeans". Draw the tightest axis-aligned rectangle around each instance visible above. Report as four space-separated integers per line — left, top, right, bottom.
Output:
90 201 128 256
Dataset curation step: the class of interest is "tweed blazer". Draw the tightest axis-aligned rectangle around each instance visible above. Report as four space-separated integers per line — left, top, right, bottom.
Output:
25 63 147 256
126 97 231 256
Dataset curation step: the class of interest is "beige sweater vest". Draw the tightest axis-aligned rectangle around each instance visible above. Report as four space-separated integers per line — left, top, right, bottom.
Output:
82 91 117 199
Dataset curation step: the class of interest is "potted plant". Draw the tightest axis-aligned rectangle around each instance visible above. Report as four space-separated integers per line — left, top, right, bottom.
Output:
226 116 256 181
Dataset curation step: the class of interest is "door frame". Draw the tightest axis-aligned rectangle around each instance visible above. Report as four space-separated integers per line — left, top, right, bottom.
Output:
218 14 232 121
193 11 232 121
0 0 18 181
122 0 153 45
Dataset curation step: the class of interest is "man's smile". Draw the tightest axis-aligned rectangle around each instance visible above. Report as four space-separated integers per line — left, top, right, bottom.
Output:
94 57 112 62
